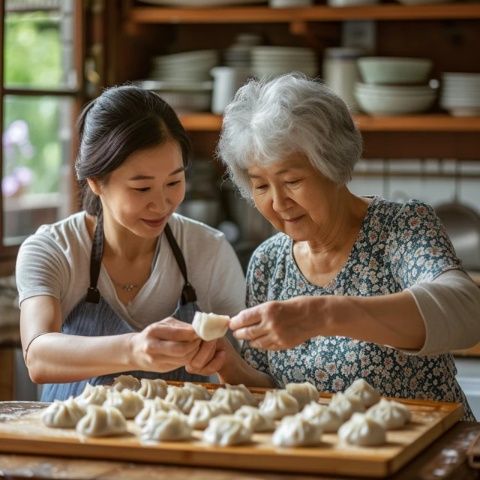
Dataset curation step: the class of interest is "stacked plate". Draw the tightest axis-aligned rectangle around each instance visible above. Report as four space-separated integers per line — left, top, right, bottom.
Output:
440 73 480 117
223 34 262 69
250 47 318 79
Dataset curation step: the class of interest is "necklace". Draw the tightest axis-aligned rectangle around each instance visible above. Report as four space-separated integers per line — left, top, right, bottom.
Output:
111 280 140 292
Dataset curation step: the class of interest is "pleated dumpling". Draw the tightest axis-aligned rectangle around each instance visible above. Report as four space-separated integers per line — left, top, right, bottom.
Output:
192 312 230 341
42 397 85 428
329 392 365 422
141 411 192 442
75 383 108 410
112 374 140 392
259 390 299 419
226 383 258 406
272 414 323 447
202 414 252 446
300 402 342 433
103 388 144 419
135 398 181 427
285 382 320 409
76 405 127 437
366 398 411 429
164 386 195 413
211 387 248 412
344 379 381 408
338 413 386 447
234 405 275 432
183 382 211 401
137 378 168 399
187 400 229 430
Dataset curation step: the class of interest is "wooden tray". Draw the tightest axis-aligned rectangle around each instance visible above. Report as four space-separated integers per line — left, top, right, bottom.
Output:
0 390 463 478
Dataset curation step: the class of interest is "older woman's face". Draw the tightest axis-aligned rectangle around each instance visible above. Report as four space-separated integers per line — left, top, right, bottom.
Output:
247 153 340 241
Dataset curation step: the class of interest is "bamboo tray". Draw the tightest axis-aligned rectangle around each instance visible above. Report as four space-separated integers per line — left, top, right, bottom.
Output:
0 388 463 478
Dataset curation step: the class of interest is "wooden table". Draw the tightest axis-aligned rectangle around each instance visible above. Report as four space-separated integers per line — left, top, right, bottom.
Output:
0 402 479 480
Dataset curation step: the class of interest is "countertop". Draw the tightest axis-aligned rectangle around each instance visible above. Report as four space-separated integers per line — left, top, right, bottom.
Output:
0 402 479 480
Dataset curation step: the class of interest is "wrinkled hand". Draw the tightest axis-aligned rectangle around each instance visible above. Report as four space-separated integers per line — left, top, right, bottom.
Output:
229 297 319 350
185 337 232 376
129 317 201 372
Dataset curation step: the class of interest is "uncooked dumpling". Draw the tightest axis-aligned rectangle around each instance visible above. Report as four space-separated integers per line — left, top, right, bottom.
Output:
272 414 323 447
75 383 108 410
286 382 320 409
76 405 127 437
329 392 365 421
202 414 252 446
112 374 140 391
338 412 386 447
135 398 181 427
259 390 299 419
141 411 192 442
183 382 211 401
137 378 168 399
211 387 249 412
344 379 381 408
300 402 342 433
103 388 144 419
226 383 258 406
234 405 275 432
165 386 195 413
187 400 229 429
42 397 84 428
192 312 230 341
366 398 411 429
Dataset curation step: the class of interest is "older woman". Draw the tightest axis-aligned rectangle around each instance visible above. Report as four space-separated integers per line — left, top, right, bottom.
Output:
187 74 480 420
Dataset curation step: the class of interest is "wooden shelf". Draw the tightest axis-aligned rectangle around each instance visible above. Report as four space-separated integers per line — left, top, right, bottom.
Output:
129 3 480 24
179 113 480 132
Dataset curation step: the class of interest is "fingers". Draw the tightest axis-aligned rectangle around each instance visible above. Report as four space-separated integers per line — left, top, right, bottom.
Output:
144 337 201 358
232 323 265 342
146 320 198 342
186 350 226 376
188 340 217 370
229 307 262 331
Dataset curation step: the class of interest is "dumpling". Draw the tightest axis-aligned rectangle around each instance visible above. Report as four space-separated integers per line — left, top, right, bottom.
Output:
103 388 144 419
234 405 275 432
272 414 323 447
112 374 140 391
259 390 299 419
192 312 230 341
226 384 258 406
202 415 252 446
42 397 84 428
188 400 229 430
76 405 127 437
137 378 168 399
300 402 342 433
285 382 320 409
366 398 411 429
165 386 195 413
75 383 108 410
183 382 211 401
141 411 192 442
344 379 381 408
135 398 181 427
329 392 365 421
211 387 248 412
338 413 386 447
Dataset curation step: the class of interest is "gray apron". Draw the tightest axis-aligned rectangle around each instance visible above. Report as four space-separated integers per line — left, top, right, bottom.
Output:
41 222 207 402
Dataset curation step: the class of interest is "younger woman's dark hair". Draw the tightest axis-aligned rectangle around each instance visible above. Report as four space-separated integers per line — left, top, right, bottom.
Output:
75 85 191 215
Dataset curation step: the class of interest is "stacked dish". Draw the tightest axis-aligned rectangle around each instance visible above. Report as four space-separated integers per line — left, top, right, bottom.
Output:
355 57 436 116
251 47 318 79
223 34 262 69
440 73 480 117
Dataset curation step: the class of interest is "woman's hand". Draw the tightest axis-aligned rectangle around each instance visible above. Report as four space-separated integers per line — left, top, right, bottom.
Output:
229 297 323 350
129 317 202 373
184 337 230 376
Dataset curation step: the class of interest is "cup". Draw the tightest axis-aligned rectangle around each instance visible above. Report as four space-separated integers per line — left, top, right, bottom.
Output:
210 67 250 114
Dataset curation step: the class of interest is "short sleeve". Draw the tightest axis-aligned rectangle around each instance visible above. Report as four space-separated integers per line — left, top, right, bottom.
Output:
387 201 462 289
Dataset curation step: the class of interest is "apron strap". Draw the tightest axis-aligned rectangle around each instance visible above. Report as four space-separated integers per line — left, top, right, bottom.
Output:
164 223 197 305
86 210 104 304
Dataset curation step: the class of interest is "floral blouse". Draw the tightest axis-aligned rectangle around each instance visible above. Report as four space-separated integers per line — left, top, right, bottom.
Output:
242 197 475 420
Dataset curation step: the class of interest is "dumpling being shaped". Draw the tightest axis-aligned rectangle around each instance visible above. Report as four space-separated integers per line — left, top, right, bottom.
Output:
112 374 140 391
75 383 108 410
344 379 381 408
234 405 275 432
272 414 323 447
76 405 127 437
259 389 299 419
338 412 386 447
192 312 230 341
141 411 192 442
165 386 195 413
329 392 365 421
226 383 258 406
137 378 168 399
202 414 252 446
366 398 411 429
211 387 248 412
286 382 320 409
42 397 85 428
188 400 229 430
184 382 211 401
300 402 342 433
103 388 144 419
135 398 181 427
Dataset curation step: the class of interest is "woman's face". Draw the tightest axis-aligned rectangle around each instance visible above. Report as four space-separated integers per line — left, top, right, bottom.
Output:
247 152 340 242
88 140 186 239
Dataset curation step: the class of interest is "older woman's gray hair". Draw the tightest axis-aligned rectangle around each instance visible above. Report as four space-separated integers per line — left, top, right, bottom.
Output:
217 73 363 199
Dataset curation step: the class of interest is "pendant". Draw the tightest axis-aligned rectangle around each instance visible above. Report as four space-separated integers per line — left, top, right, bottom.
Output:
122 283 137 292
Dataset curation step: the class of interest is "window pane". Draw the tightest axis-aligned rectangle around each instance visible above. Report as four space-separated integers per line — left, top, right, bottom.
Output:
5 0 76 90
2 95 73 244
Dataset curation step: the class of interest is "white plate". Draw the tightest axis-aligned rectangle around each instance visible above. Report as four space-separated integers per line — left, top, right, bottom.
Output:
139 0 265 6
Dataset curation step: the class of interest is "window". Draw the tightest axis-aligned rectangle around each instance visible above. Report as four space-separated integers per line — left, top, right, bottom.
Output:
1 0 85 258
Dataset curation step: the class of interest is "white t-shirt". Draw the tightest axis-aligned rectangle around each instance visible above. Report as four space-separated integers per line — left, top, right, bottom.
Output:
16 212 246 330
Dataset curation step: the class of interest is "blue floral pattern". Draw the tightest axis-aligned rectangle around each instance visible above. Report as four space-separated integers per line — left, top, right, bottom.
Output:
242 197 475 420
